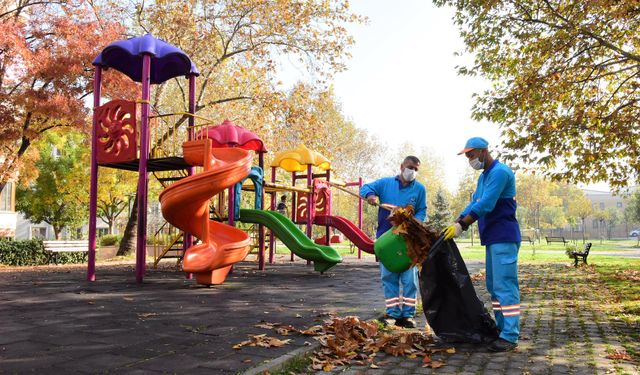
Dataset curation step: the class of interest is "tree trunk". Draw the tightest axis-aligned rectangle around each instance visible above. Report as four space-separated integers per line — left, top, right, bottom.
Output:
116 193 138 256
108 221 114 235
53 226 61 240
581 218 586 244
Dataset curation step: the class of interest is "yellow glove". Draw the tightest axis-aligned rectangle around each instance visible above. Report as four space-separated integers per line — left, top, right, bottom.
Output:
442 223 463 241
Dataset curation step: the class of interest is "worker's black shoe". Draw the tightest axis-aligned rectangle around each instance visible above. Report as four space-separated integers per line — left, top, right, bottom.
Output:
377 314 397 327
395 317 417 328
487 338 517 352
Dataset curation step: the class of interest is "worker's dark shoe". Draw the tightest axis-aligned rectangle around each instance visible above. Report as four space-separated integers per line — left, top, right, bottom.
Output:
395 317 417 328
377 314 397 327
487 338 517 352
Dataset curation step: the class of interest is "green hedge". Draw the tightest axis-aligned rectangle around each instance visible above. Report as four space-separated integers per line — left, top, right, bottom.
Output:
99 234 121 247
0 239 86 266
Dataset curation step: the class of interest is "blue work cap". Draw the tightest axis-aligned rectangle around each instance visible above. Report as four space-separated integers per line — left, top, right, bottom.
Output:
457 137 489 155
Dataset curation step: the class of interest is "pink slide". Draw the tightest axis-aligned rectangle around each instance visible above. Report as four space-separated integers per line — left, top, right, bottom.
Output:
314 215 374 254
159 139 252 285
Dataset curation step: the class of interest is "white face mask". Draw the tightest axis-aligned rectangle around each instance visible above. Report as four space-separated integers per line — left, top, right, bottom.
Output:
402 168 417 181
469 157 484 170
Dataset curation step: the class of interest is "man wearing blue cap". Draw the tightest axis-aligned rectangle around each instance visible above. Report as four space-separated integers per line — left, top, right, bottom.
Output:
442 137 521 352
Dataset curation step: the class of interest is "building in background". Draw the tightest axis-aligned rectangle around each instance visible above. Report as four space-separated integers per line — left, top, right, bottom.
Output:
581 187 637 239
0 182 17 239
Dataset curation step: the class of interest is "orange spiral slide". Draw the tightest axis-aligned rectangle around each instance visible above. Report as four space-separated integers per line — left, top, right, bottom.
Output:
159 139 252 285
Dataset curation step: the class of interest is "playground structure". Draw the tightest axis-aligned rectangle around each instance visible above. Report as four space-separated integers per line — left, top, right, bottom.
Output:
87 34 372 285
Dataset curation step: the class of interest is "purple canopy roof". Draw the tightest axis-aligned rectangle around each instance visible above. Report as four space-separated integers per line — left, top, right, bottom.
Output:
93 34 198 84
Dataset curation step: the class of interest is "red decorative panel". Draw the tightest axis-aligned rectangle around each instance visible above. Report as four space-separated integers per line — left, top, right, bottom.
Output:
313 180 331 216
295 194 308 224
95 100 137 163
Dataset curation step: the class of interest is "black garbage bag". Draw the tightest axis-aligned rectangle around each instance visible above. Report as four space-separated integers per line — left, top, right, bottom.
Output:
419 237 499 344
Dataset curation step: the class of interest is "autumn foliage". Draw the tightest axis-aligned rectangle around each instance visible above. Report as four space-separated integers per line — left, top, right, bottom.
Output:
0 1 133 187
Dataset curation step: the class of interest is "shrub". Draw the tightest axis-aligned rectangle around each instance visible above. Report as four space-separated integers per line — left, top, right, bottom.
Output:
0 239 86 266
99 234 121 247
0 239 46 266
564 243 577 259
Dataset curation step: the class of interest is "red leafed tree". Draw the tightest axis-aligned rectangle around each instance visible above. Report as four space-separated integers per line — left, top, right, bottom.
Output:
0 1 133 190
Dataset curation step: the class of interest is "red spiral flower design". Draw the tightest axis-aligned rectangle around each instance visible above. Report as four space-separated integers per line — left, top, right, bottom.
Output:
95 100 137 163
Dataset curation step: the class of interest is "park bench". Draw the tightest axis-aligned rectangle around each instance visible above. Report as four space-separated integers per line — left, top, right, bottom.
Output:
521 235 535 245
545 236 567 245
570 242 592 267
42 240 89 265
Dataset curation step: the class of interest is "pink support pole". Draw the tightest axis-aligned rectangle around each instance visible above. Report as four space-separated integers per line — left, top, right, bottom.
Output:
87 66 102 282
306 164 312 266
269 166 276 263
325 170 330 246
228 185 235 226
291 171 296 262
184 74 196 280
135 54 152 283
258 152 265 270
358 177 363 259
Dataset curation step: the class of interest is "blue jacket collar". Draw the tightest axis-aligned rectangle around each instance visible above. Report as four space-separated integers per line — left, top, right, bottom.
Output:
395 175 415 188
483 160 499 175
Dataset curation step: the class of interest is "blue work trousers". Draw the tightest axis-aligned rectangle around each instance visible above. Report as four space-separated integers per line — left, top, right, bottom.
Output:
486 242 520 343
380 263 418 318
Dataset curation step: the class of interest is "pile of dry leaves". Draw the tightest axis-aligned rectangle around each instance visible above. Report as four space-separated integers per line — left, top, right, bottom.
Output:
239 316 455 372
388 205 440 267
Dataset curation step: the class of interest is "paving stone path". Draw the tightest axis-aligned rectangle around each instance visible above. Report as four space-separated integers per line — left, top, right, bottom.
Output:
322 263 639 375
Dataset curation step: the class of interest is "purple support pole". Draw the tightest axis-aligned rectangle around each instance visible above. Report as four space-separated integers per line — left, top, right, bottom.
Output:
306 164 312 266
358 177 363 259
269 166 276 263
184 74 197 280
258 152 265 270
135 54 152 284
87 66 102 282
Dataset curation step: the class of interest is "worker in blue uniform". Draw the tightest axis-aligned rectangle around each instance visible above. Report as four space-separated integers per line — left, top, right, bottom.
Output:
443 137 521 352
360 156 427 329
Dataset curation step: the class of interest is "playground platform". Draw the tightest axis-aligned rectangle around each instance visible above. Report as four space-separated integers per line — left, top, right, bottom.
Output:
1 257 638 374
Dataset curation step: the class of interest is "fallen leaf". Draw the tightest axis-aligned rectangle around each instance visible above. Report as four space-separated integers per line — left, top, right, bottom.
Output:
431 360 445 368
446 347 456 354
606 350 633 361
322 363 334 371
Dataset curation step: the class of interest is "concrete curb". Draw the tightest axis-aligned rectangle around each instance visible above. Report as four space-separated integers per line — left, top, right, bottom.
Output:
242 341 321 375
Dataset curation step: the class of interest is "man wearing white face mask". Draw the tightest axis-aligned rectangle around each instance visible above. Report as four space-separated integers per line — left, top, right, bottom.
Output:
442 137 521 352
360 156 427 329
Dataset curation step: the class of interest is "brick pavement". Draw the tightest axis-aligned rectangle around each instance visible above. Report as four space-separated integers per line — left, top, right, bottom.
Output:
318 263 639 375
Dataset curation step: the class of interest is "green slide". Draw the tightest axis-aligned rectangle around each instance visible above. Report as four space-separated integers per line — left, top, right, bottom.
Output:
238 209 342 272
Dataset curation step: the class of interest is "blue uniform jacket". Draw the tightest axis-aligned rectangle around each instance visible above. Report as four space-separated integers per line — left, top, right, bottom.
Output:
459 160 521 245
360 176 427 238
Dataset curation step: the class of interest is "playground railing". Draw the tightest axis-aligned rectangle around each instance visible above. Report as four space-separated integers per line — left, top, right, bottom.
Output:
149 112 218 160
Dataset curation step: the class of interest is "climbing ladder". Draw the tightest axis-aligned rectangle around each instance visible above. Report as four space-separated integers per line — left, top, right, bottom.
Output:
152 169 188 268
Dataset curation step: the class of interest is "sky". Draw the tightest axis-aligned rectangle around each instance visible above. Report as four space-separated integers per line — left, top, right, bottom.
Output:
276 0 613 193
277 0 500 191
